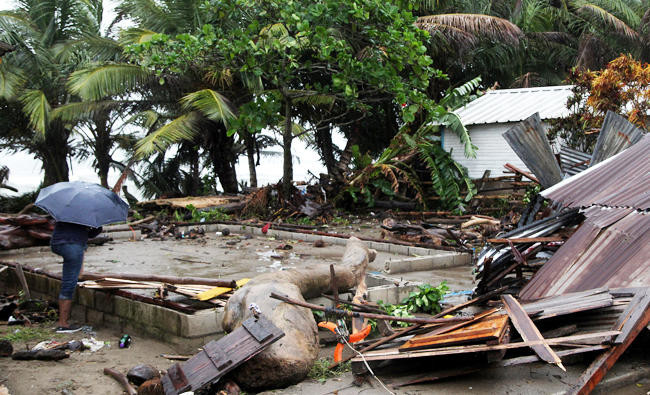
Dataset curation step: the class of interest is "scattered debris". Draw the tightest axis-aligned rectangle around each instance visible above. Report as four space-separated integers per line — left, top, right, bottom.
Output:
161 314 284 394
127 364 160 386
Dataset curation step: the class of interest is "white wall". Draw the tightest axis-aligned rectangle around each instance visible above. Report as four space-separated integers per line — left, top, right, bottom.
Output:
442 123 531 179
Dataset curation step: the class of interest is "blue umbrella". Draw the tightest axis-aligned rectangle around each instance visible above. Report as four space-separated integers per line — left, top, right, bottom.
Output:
35 181 129 228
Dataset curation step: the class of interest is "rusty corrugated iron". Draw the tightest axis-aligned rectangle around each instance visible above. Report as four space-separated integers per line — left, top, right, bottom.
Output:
502 113 563 189
519 208 650 300
590 111 645 166
542 134 650 210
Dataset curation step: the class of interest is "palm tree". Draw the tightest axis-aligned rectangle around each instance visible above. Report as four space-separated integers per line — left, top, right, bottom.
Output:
64 0 243 193
0 0 103 186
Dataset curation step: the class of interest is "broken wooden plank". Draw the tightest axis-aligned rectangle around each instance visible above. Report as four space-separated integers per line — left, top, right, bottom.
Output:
270 293 472 325
14 263 31 299
352 331 620 362
487 237 563 244
570 291 650 394
194 279 249 301
401 314 508 351
328 284 512 369
400 309 504 351
502 294 565 371
161 314 284 395
495 345 609 367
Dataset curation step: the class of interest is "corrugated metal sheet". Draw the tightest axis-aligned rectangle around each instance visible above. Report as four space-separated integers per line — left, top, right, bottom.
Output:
442 123 531 178
542 134 650 210
502 113 564 188
590 111 645 166
454 85 573 126
559 146 590 177
519 208 650 300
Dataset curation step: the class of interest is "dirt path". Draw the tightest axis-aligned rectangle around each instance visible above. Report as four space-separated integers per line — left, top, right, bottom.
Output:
0 324 176 394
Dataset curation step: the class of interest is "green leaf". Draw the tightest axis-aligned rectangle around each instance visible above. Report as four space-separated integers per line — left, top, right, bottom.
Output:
180 89 236 126
20 90 51 136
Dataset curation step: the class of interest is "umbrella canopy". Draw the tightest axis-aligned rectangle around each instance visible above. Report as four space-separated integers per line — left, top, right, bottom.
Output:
35 181 129 228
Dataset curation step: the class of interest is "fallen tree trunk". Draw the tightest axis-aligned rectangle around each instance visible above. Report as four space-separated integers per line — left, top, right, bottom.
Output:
222 237 375 390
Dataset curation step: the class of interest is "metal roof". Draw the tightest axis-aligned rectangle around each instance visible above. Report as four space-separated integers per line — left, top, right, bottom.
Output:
559 146 590 177
519 207 650 300
542 134 650 210
590 110 645 166
455 85 574 126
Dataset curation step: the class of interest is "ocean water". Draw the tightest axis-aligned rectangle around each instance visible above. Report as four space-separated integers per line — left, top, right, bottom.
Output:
0 137 333 201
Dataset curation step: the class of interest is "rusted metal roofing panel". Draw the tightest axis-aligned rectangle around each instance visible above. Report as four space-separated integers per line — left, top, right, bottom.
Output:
502 113 564 189
590 111 645 166
559 146 590 177
519 208 648 301
542 134 650 210
454 85 573 126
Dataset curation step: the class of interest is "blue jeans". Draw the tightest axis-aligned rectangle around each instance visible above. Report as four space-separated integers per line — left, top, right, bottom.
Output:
51 243 85 300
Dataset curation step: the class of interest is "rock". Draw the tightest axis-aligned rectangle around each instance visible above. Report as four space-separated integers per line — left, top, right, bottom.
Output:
313 240 326 248
221 228 230 236
137 377 163 395
0 340 12 357
127 364 160 386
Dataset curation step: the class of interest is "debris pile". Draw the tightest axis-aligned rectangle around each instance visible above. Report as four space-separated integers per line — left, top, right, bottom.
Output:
0 215 53 250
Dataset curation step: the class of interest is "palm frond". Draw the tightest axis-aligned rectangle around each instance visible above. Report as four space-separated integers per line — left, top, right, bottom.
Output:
134 112 202 157
51 100 123 122
19 89 51 135
0 63 26 99
119 28 157 45
416 14 523 46
576 4 639 39
67 63 152 100
180 89 235 126
292 92 336 109
123 110 161 130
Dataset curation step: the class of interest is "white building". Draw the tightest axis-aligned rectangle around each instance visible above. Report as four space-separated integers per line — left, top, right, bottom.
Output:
442 85 573 178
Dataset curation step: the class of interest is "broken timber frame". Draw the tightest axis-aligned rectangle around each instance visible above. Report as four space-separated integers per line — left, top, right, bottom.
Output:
502 294 565 371
161 314 284 395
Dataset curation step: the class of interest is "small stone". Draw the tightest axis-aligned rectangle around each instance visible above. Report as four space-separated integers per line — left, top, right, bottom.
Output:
137 377 163 395
313 240 326 248
221 228 230 236
127 364 160 386
0 340 13 357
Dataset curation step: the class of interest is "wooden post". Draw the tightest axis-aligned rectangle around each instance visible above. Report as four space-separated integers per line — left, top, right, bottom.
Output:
14 263 31 300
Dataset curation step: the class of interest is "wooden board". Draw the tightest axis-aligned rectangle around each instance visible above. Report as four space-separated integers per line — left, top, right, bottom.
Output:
352 331 620 362
502 294 565 370
570 289 650 394
161 314 284 395
400 313 508 351
195 279 250 301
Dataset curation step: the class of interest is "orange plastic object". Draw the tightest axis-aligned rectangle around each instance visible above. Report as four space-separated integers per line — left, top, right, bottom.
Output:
318 321 338 333
349 325 371 343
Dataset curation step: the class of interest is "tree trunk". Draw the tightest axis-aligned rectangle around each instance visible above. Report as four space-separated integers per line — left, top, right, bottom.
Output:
205 123 238 193
93 114 112 188
40 121 70 187
315 125 337 176
223 237 375 390
282 97 293 197
243 132 258 188
188 145 200 195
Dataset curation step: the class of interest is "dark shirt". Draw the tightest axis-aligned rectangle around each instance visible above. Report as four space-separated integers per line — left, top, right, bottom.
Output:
50 222 102 246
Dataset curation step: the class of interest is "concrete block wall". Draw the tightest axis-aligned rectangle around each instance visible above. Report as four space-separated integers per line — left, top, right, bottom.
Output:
0 267 223 353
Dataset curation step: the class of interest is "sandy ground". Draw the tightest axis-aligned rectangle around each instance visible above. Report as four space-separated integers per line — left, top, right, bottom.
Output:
1 225 475 294
2 323 647 395
0 324 177 395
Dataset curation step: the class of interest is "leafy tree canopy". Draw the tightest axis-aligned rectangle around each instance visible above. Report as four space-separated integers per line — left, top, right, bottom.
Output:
124 0 455 138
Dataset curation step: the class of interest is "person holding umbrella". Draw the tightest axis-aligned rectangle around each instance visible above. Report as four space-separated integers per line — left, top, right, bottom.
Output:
35 181 129 333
